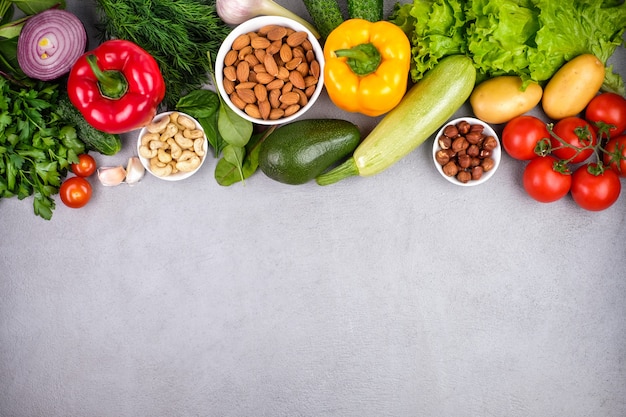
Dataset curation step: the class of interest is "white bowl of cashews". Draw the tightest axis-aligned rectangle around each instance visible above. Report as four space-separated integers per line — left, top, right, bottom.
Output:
137 111 209 181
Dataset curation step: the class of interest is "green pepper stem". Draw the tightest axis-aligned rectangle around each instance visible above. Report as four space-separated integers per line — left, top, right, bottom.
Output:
334 43 382 76
86 54 128 100
316 158 359 185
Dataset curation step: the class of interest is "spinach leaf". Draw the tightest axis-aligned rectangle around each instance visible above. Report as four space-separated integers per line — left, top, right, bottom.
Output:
12 0 66 15
218 104 253 148
214 127 275 186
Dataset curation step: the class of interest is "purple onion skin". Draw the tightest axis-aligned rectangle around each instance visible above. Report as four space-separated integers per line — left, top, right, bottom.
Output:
17 9 87 81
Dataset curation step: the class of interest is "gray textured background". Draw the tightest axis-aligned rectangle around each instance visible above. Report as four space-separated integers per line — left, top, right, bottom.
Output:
1 1 625 416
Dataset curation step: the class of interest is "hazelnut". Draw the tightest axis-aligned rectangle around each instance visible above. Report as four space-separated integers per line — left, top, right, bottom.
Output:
465 131 483 145
479 149 492 159
438 135 452 150
471 166 484 180
457 120 471 134
469 124 485 134
451 137 469 153
481 157 495 172
443 124 459 138
470 157 481 167
467 144 480 158
456 170 471 183
442 161 459 177
483 135 498 151
435 149 451 165
457 154 471 169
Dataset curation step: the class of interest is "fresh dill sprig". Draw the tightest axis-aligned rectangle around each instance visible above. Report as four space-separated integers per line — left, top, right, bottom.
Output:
94 0 231 108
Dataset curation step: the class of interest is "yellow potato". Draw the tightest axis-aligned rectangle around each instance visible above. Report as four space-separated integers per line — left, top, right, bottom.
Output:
542 54 605 120
470 76 543 124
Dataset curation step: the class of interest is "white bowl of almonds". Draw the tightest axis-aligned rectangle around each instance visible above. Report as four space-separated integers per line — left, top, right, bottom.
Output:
215 16 324 125
137 111 208 181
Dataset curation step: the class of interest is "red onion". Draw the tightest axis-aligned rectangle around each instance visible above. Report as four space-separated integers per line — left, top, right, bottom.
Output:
17 9 87 81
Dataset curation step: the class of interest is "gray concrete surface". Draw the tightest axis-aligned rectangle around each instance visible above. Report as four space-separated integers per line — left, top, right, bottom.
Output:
1 1 625 416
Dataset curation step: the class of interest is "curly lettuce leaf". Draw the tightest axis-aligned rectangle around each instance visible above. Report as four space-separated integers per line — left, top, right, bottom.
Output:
391 0 626 93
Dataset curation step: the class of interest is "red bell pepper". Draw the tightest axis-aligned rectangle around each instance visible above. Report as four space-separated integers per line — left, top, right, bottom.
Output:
67 39 166 134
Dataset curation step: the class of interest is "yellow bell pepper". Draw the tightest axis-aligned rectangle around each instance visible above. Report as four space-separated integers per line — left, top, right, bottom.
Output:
323 19 411 117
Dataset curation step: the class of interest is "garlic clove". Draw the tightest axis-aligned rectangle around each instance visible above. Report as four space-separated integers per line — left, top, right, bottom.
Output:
125 156 145 185
97 166 126 187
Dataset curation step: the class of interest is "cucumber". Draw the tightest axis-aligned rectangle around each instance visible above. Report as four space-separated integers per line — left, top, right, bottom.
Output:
259 119 361 185
316 55 476 185
348 0 383 22
55 94 122 156
301 0 344 39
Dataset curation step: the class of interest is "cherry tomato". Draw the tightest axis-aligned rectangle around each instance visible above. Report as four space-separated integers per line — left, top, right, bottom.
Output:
585 92 626 138
522 156 572 203
551 117 597 164
502 115 551 160
71 154 97 177
570 164 621 211
59 176 92 209
602 135 626 177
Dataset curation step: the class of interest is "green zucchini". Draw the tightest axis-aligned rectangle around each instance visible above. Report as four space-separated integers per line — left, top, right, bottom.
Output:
55 94 122 156
316 55 476 185
301 0 344 39
348 0 383 22
259 119 360 185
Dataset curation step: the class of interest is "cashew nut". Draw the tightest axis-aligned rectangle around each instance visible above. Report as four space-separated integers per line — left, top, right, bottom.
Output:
150 157 167 168
139 145 157 159
149 139 168 150
157 148 172 163
160 123 179 141
167 138 183 160
183 128 204 139
174 133 194 149
150 163 173 177
177 114 196 130
178 150 196 162
176 155 201 172
193 138 206 157
147 116 169 133
169 112 180 125
141 132 160 146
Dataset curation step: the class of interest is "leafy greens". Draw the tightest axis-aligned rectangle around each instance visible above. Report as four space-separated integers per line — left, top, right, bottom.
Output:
0 77 84 220
390 0 626 93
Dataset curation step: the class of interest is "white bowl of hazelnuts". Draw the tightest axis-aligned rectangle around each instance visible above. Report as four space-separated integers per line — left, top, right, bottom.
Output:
432 117 501 186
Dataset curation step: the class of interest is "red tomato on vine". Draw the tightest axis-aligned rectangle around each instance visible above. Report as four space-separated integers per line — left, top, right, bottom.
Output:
522 156 571 203
550 117 597 164
570 164 621 211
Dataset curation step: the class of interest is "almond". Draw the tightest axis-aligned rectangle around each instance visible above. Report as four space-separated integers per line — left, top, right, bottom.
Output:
223 78 235 95
258 25 277 36
244 54 260 66
281 81 293 94
236 61 250 82
266 79 284 91
254 84 268 102
304 75 318 88
231 34 250 50
259 100 271 120
223 66 237 82
266 40 282 55
279 44 293 63
310 60 321 79
251 36 271 50
255 72 275 84
269 89 281 108
305 85 316 98
263 54 279 77
283 104 301 117
286 31 308 47
289 70 306 90
269 108 285 120
237 45 253 61
229 93 246 110
279 91 300 106
277 66 290 80
235 81 257 90
236 88 257 104
296 62 309 77
306 50 316 63
224 50 239 67
267 26 287 41
244 103 261 119
285 57 302 71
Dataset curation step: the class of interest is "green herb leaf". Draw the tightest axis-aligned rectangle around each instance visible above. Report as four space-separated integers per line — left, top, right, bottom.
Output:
218 104 253 148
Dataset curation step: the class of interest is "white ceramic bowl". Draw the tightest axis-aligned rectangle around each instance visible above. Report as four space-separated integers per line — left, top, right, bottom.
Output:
432 117 501 187
137 111 208 181
215 16 325 126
